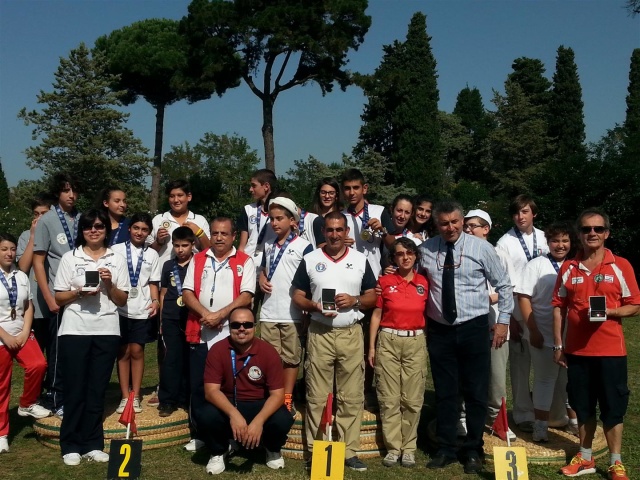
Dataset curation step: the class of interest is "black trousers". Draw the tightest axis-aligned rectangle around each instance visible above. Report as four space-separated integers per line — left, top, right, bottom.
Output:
43 312 64 409
158 317 190 407
189 343 209 438
195 399 294 456
58 334 119 455
427 315 490 459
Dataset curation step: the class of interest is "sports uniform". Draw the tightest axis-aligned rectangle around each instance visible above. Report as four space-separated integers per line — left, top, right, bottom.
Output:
292 247 376 459
237 203 277 274
148 211 210 266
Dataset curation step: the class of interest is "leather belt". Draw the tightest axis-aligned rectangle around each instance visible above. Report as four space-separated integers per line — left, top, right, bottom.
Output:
381 327 424 337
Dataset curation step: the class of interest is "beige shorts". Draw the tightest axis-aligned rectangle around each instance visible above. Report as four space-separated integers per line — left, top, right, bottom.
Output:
260 321 303 366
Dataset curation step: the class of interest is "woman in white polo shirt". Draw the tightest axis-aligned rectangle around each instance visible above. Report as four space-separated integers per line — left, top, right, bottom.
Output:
54 209 130 466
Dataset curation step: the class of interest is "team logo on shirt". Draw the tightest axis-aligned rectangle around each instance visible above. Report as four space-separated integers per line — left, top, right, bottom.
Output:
572 277 583 285
346 263 353 270
57 233 68 245
202 268 210 279
170 273 176 287
236 265 244 276
248 366 263 381
76 267 86 276
315 262 327 272
605 275 614 283
249 215 258 224
388 285 398 293
416 285 425 295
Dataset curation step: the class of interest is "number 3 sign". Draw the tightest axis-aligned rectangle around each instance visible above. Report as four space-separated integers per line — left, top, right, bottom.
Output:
493 446 529 480
107 439 143 479
311 440 346 480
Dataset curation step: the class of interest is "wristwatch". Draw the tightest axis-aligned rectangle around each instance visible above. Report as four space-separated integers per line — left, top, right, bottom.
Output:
552 345 563 352
354 296 361 309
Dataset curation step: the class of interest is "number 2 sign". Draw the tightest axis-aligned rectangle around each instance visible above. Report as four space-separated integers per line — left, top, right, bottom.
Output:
107 439 143 480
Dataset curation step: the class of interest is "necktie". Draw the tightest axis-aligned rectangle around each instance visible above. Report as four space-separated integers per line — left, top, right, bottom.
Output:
442 241 457 324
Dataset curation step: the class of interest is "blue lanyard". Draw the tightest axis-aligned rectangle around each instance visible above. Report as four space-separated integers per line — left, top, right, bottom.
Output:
401 228 409 237
209 257 230 307
256 205 269 245
0 272 17 319
126 241 145 287
514 228 537 262
349 203 370 230
55 205 78 249
298 209 306 234
172 260 183 296
110 219 125 246
547 253 561 273
267 233 295 281
230 349 252 407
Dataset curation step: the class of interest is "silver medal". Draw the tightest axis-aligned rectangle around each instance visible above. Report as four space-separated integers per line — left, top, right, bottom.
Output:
129 287 139 299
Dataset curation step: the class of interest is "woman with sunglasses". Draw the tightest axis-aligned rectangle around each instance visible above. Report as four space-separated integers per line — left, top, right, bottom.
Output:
0 232 50 454
302 178 342 248
552 209 640 479
53 209 130 466
367 238 428 468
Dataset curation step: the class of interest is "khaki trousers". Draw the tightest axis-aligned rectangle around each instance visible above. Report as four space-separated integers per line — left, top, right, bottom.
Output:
374 331 427 455
305 322 364 458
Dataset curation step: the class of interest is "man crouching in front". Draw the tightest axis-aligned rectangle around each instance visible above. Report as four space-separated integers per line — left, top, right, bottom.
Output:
197 307 294 474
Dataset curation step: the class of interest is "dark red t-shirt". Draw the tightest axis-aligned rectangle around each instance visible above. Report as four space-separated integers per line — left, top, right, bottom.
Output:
204 337 285 402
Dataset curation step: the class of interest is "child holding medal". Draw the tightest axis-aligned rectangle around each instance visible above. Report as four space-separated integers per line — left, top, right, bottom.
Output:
157 227 195 419
0 232 50 454
112 213 161 414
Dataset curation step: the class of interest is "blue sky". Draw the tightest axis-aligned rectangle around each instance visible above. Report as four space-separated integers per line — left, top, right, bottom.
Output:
1 0 638 187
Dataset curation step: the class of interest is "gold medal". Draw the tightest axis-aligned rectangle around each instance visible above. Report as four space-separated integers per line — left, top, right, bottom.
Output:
360 230 372 241
177 295 184 307
161 221 171 229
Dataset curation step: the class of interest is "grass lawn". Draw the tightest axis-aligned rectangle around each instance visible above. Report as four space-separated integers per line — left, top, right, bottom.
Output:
3 321 640 479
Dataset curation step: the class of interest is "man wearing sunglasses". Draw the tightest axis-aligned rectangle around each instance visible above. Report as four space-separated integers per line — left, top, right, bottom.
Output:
552 208 640 480
419 201 513 474
197 307 294 475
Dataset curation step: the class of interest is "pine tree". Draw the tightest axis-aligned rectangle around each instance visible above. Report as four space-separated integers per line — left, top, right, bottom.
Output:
18 43 150 211
0 160 10 209
355 12 442 195
623 48 640 157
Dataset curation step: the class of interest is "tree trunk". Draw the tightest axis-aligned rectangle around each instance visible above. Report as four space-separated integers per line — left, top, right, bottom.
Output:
262 97 276 173
149 103 166 213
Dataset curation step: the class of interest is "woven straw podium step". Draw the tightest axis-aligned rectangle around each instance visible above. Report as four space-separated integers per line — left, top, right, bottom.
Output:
426 419 609 465
33 396 190 452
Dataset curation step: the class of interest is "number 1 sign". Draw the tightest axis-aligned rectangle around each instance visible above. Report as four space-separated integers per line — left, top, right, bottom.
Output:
311 440 346 480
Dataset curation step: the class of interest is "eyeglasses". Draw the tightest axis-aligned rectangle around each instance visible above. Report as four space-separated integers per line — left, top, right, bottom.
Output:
463 223 483 231
579 226 607 234
83 223 106 232
319 190 337 197
394 251 416 258
436 240 464 270
229 321 255 330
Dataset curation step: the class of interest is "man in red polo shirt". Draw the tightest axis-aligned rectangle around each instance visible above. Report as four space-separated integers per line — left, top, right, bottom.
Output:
197 307 294 475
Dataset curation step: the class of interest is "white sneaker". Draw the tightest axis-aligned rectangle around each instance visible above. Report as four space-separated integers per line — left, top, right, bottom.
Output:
382 452 400 467
532 422 548 443
63 453 81 466
265 449 285 470
456 418 467 437
507 428 517 441
82 450 109 462
133 397 142 414
206 454 226 474
55 406 64 419
116 398 127 414
0 436 9 453
184 438 205 452
565 422 579 437
18 403 53 419
401 453 416 468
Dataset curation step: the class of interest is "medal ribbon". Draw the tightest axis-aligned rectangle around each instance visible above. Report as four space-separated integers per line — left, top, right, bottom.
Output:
110 219 125 246
231 350 253 407
172 260 183 296
126 241 145 288
0 272 17 314
348 202 370 236
514 228 537 262
55 205 79 249
267 233 296 281
547 253 561 273
256 205 269 245
298 209 306 234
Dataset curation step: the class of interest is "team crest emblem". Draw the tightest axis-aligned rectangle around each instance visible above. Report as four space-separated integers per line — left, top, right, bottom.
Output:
202 269 209 279
170 274 176 287
249 215 258 224
346 263 353 269
248 366 263 381
236 265 244 275
417 285 425 295
57 233 68 245
389 285 398 293
315 262 327 272
76 267 86 276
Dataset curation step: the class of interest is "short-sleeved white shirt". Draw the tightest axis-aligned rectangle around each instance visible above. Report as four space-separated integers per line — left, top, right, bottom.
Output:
183 247 256 348
0 268 31 346
496 227 549 288
54 247 131 336
240 203 277 273
343 203 388 278
260 236 313 323
515 255 561 347
299 211 319 247
112 243 161 319
148 210 210 266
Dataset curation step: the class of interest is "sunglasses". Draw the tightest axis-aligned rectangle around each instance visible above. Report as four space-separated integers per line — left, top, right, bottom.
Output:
229 321 255 330
579 226 607 234
82 223 106 232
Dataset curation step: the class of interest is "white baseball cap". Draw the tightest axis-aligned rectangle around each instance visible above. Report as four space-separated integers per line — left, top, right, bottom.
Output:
269 197 300 222
464 209 492 228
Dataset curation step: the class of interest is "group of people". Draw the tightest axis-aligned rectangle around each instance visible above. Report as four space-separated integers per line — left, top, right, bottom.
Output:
0 169 636 480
